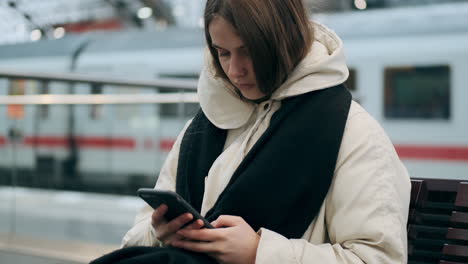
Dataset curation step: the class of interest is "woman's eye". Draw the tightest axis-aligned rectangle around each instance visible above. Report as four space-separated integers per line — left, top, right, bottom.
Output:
219 52 230 57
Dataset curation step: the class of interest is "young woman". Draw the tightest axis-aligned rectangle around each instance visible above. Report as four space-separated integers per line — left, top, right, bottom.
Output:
92 0 410 263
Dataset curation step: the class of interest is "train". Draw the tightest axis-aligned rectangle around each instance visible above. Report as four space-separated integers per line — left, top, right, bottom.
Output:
0 2 468 196
0 28 204 193
0 3 468 263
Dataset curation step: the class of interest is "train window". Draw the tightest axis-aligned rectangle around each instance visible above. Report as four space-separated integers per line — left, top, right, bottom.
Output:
158 88 200 118
384 65 450 119
184 103 200 117
159 102 200 118
7 79 25 120
344 68 360 103
90 84 103 120
39 81 49 119
344 68 356 92
158 74 199 80
115 87 143 120
117 104 139 120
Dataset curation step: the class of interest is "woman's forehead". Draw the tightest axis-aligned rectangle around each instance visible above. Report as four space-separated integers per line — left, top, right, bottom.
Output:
209 17 244 49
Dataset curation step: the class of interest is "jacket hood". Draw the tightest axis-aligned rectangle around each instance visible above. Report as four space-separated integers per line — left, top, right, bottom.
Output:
197 22 349 129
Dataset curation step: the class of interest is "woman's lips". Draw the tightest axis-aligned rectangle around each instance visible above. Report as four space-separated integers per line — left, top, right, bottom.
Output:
237 83 255 90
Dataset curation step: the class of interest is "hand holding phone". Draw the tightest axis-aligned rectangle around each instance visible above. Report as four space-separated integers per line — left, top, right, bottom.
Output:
137 188 214 229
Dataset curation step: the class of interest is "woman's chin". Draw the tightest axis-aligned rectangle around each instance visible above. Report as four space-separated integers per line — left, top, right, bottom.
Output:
241 93 264 101
237 87 265 101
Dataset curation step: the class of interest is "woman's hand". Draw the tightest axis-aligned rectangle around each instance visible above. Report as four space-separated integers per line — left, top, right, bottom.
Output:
151 204 204 247
172 215 260 264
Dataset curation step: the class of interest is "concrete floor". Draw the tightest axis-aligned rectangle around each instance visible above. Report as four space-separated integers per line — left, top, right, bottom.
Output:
0 250 81 264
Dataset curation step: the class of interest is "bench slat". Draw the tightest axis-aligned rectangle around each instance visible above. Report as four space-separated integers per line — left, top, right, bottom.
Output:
443 244 468 257
455 183 468 208
446 228 468 241
450 212 468 224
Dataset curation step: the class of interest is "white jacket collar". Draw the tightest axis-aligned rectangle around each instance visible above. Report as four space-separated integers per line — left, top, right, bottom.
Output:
197 22 349 129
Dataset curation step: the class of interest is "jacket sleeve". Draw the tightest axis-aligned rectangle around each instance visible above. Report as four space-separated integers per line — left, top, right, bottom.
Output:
255 104 411 264
120 120 192 248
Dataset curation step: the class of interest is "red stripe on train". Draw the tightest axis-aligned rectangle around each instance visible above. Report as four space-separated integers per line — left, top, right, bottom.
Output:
160 139 175 152
23 137 67 147
2 135 468 161
395 145 468 162
23 136 135 149
77 137 135 149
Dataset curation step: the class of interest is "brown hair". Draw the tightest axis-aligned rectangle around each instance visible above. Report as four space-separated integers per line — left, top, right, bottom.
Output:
204 0 313 96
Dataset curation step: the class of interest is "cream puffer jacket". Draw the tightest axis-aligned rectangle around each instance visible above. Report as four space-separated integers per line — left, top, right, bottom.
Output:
121 22 411 264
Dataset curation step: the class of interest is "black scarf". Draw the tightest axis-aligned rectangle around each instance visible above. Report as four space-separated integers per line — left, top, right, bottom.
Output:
176 84 351 239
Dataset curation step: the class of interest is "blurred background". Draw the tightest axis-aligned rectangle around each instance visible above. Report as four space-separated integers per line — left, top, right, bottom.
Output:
0 0 467 263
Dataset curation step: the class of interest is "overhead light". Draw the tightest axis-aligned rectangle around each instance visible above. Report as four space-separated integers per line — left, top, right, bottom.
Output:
53 27 65 39
30 29 42 41
137 7 153 19
354 0 367 10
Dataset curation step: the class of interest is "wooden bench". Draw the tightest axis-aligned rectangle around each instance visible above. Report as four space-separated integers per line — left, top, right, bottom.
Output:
408 179 468 264
439 183 468 264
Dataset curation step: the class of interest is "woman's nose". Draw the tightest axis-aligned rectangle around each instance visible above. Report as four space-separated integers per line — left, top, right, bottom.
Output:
228 56 247 79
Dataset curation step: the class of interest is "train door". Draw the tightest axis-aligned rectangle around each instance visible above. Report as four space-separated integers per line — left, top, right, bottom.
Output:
0 79 10 184
33 81 71 188
4 79 34 186
29 80 53 188
5 79 70 188
73 83 113 191
108 87 159 192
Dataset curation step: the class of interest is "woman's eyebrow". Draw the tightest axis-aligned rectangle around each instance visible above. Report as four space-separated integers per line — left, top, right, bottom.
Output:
212 43 246 51
212 44 225 50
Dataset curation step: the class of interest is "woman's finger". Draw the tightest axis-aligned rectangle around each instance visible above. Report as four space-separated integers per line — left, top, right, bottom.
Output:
164 220 204 245
184 219 205 230
211 215 243 228
164 233 185 247
165 213 194 233
177 227 225 242
163 220 206 246
157 213 193 241
151 204 168 227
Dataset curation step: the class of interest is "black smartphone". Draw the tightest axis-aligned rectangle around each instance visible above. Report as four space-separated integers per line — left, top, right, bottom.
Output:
137 188 214 229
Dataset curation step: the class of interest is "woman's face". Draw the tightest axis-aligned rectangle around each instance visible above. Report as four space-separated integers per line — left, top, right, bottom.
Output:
209 16 266 100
